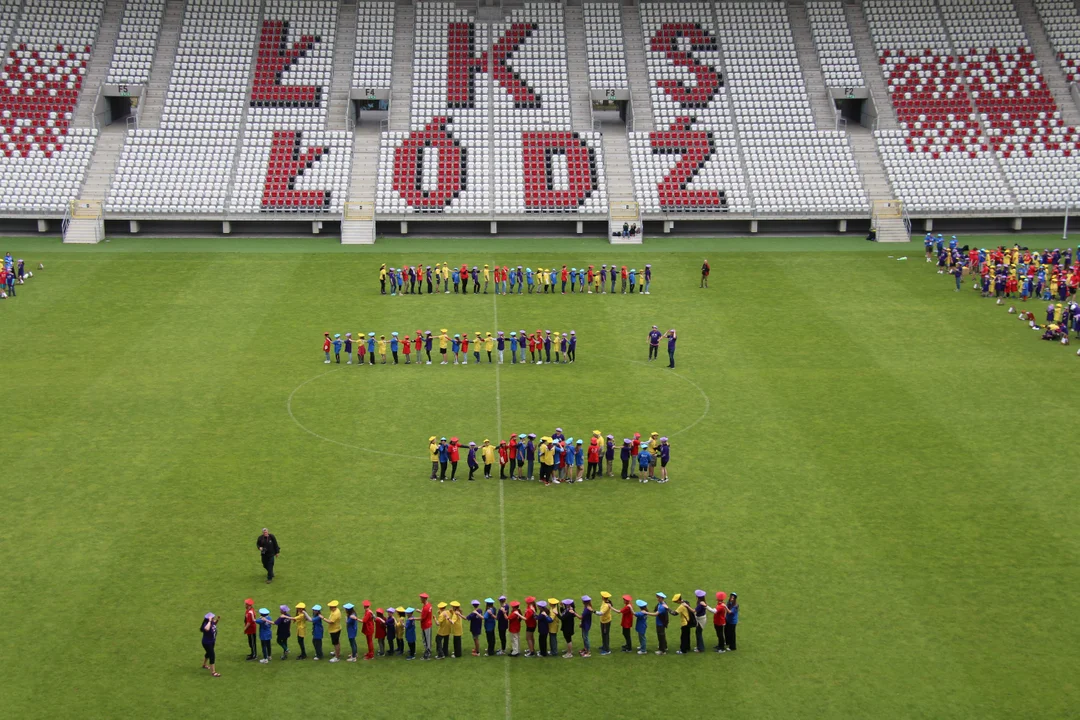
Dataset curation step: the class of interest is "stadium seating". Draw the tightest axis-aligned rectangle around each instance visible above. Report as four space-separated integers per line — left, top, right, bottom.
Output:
583 2 628 93
353 1 394 92
107 0 257 213
377 2 607 216
1035 0 1080 84
106 0 166 86
231 129 352 213
806 0 863 89
864 0 1015 211
0 0 102 214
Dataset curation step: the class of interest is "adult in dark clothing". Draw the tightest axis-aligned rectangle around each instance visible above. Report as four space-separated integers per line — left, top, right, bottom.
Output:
700 259 710 288
256 528 280 583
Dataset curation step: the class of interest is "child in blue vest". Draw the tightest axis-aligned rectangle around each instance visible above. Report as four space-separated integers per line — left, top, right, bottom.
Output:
452 268 461 293
628 268 637 293
311 605 325 660
634 600 649 653
332 334 342 364
367 333 376 365
638 444 653 483
452 334 461 364
484 599 498 656
256 608 274 663
570 267 578 292
405 608 417 659
526 268 535 293
345 604 359 661
509 332 518 365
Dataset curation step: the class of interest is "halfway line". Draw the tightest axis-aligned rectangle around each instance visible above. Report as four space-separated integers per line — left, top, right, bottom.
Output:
493 281 511 720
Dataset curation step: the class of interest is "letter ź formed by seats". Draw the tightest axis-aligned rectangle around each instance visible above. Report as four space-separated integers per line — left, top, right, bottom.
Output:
231 2 352 215
377 3 608 216
628 3 750 214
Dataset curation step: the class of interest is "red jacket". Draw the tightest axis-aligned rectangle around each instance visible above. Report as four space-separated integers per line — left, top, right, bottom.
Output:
449 443 460 462
498 444 509 463
560 268 568 281
421 603 433 630
620 604 633 629
588 443 600 463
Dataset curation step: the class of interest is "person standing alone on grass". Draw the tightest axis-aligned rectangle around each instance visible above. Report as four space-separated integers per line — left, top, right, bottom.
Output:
256 528 279 583
200 613 220 676
665 329 677 368
648 325 661 361
701 259 710 288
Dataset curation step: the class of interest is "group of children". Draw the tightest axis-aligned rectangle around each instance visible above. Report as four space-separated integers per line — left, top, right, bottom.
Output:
321 329 579 365
428 431 672 484
925 236 1080 345
0 252 32 299
232 590 739 668
379 263 654 296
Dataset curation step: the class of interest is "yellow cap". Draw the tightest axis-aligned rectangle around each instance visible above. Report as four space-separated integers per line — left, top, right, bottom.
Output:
328 600 339 608
396 606 406 614
672 593 682 603
438 602 447 609
450 601 461 608
295 602 306 610
600 591 612 599
547 597 558 606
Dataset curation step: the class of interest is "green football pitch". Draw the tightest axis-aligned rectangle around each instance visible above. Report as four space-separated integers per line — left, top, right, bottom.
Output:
3 234 1077 719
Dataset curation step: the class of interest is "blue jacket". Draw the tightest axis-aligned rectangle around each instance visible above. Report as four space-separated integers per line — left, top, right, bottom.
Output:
438 444 450 462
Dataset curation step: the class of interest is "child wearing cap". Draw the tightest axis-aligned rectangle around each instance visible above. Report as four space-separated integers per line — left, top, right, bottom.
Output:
429 436 440 480
326 601 342 661
275 605 292 660
630 434 641 478
416 331 425 364
508 601 523 656
575 439 586 482
482 439 496 479
570 267 579 293
567 331 576 363
498 440 509 479
292 603 311 659
375 608 388 656
525 434 536 481
390 333 400 364
694 590 709 652
461 333 470 364
558 331 568 363
311 605 325 660
605 435 615 476
377 335 387 364
449 438 461 481
450 602 464 658
361 601 376 660
343 333 353 364
402 332 412 364
256 608 274 663
438 330 450 364
547 598 561 657
437 438 450 481
629 267 636 294
244 599 258 660
634 600 650 654
524 598 537 656
621 265 628 293
467 442 480 481
484 599 498 656
358 333 368 366
619 595 634 651
404 608 417 659
620 439 631 479
451 334 461 364
579 597 593 657
485 332 494 363
515 434 527 480
467 601 483 656
672 594 693 654
509 332 519 365
322 333 332 363
344 604 359 661
725 593 739 651
658 437 671 483
435 602 451 659
647 432 660 480
535 601 551 657
496 596 510 655
527 330 538 364
560 599 579 658
200 613 220 676
394 607 406 655
637 442 651 482
595 592 613 654
587 437 601 479
652 594 670 655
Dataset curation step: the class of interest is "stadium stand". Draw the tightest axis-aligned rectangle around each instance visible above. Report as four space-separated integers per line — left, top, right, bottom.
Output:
1035 0 1080 84
583 2 629 95
353 0 394 94
807 0 864 89
105 0 165 86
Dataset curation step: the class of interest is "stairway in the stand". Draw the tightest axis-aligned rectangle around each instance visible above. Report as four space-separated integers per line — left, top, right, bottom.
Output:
844 0 897 130
137 0 185 129
73 0 124 127
787 0 838 130
328 0 357 131
388 3 414 130
621 3 653 131
564 5 593 132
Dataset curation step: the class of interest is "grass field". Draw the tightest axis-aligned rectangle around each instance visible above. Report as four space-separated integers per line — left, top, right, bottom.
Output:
2 234 1078 719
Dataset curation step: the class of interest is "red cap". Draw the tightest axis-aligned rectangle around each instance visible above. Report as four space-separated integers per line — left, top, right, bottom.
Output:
450 437 458 443
716 591 727 601
419 593 429 599
376 608 384 614
510 600 520 607
622 594 632 602
524 596 536 603
362 600 371 607
245 598 254 606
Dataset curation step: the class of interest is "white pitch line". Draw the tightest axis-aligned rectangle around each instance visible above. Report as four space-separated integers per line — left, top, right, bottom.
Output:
494 286 511 720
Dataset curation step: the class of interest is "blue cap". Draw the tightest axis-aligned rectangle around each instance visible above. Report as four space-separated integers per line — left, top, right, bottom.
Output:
454 334 460 338
576 439 583 445
259 608 270 615
392 331 398 336
368 332 375 337
405 607 415 613
334 333 340 338
566 437 573 444
655 592 667 599
485 598 495 604
343 603 355 610
312 605 322 611
635 599 648 608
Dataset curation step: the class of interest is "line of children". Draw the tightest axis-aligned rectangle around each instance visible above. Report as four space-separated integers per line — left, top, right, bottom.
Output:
237 589 738 664
320 330 579 365
0 256 33 299
430 430 672 484
378 262 655 296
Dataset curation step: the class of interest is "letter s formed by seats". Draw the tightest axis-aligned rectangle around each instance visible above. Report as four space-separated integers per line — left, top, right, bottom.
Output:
650 23 722 109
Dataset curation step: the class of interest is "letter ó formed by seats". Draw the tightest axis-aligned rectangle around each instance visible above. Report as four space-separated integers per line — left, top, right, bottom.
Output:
391 118 468 210
250 20 323 107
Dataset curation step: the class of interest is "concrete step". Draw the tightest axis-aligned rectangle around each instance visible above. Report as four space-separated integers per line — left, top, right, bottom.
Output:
621 4 653 132
138 0 186 129
389 5 414 130
73 0 124 128
847 124 896 203
328 0 357 131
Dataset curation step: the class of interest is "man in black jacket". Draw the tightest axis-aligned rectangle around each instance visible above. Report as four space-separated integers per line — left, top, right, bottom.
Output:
256 528 280 583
